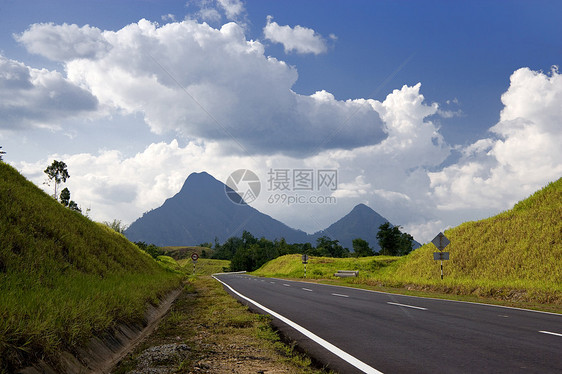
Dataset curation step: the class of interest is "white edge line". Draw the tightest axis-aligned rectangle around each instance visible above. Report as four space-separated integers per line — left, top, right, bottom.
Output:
213 275 383 374
539 330 562 337
387 302 427 310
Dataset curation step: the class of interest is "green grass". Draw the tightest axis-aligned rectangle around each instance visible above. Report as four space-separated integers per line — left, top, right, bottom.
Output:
256 254 399 279
178 258 230 275
0 163 183 372
255 178 562 308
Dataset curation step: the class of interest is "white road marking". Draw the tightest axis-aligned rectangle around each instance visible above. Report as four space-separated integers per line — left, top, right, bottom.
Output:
302 288 313 292
539 330 562 337
213 275 384 374
258 274 561 316
332 293 349 298
387 302 427 310
283 284 291 287
270 282 276 284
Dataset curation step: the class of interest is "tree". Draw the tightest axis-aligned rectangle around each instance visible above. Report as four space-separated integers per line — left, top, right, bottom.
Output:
376 222 414 256
60 187 71 207
242 230 258 248
352 238 374 257
44 160 69 200
315 236 349 258
134 241 163 259
59 187 81 213
397 232 415 256
104 219 127 233
68 200 81 213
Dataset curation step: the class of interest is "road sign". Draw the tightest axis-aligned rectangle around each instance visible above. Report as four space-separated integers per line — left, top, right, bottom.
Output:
302 254 309 264
433 252 450 261
431 232 450 251
191 253 199 262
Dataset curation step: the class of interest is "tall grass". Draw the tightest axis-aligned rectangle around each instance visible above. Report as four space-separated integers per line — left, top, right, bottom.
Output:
0 163 182 372
392 178 561 294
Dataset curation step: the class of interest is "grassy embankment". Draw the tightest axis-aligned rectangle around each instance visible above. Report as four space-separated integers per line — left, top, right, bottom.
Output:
114 258 332 373
0 163 183 372
255 178 562 310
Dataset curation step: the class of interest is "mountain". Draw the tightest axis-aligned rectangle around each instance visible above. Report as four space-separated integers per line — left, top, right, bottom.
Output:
311 203 391 251
125 171 420 251
124 172 309 246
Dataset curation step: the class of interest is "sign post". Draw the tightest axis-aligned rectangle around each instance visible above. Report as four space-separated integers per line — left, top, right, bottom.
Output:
302 254 309 278
431 232 450 280
191 252 199 275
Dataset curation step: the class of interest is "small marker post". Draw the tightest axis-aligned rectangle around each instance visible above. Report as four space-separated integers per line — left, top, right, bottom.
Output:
302 254 308 278
191 252 199 275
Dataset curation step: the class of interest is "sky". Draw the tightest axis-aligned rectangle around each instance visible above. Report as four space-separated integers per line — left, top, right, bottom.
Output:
1 0 561 243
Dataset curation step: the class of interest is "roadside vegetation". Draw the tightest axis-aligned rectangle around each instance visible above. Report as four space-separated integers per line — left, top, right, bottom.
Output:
254 178 562 310
114 258 333 373
0 163 183 372
209 225 414 273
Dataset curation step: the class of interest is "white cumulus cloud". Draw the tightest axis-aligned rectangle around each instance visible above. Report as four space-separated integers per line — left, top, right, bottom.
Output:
15 23 110 61
0 54 98 130
429 67 562 211
15 19 381 155
216 0 246 20
263 15 329 55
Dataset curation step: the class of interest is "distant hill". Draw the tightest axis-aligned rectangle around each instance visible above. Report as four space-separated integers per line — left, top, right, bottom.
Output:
311 203 420 251
124 172 309 246
0 163 180 372
125 172 418 251
394 178 562 287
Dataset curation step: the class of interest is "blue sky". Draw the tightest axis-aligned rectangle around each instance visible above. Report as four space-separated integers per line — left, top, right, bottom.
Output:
1 0 561 243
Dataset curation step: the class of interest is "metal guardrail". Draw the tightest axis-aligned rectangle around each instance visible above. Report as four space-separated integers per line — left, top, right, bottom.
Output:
334 270 359 277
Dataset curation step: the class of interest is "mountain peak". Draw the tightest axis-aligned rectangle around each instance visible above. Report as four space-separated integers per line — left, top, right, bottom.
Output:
186 171 215 180
311 203 390 250
351 203 372 212
178 171 222 194
183 171 218 185
125 171 308 245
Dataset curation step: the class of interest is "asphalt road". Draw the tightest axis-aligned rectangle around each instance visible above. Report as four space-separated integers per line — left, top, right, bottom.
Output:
213 273 562 374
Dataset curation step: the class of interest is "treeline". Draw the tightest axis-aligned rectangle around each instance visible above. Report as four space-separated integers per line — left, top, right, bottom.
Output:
134 241 165 259
210 223 415 272
129 223 415 272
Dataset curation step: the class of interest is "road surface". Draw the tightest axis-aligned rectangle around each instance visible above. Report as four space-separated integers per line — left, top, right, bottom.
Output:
214 273 562 374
